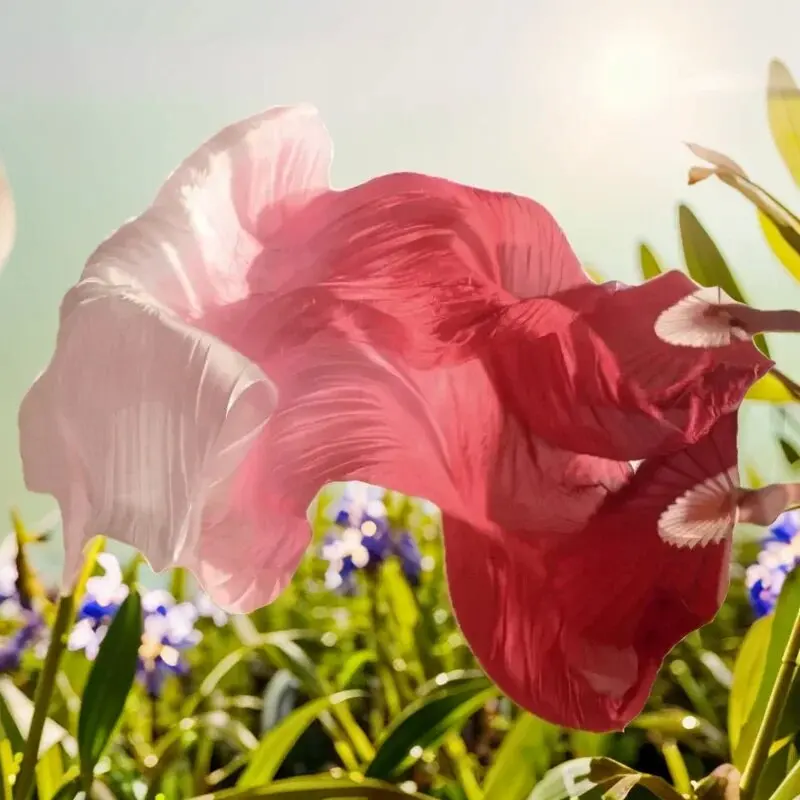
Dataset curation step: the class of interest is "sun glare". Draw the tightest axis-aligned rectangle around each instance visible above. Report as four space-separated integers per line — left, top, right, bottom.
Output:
589 31 673 115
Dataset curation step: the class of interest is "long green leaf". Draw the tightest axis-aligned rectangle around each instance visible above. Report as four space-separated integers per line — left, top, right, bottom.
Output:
678 204 770 356
34 746 63 800
729 616 772 754
758 210 800 283
770 758 800 800
238 691 362 789
768 59 800 187
192 774 436 799
365 677 496 779
77 589 142 785
483 712 559 800
735 567 800 768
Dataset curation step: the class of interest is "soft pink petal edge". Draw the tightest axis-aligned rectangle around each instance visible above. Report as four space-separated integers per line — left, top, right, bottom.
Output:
19 106 334 611
0 162 16 272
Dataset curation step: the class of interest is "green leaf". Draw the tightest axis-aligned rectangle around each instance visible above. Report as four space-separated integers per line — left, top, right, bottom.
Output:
0 739 15 800
678 204 770 357
745 373 798 404
678 205 744 300
77 589 142 785
9 511 48 610
638 243 663 280
183 631 310 716
335 650 376 691
758 211 800 283
632 708 725 754
35 746 64 800
483 712 560 800
380 560 419 653
365 677 497 780
780 438 800 468
191 773 437 799
238 691 362 789
50 777 82 800
589 759 684 800
735 567 800 768
768 59 800 187
601 775 639 800
0 679 76 758
770 758 800 800
729 615 771 754
776 667 800 738
569 731 611 759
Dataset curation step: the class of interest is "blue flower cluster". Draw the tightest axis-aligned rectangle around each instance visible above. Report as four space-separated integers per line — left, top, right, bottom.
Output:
0 534 45 672
746 510 800 617
68 554 222 696
321 482 423 591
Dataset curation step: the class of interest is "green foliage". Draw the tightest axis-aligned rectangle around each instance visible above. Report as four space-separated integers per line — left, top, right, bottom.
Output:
77 590 142 789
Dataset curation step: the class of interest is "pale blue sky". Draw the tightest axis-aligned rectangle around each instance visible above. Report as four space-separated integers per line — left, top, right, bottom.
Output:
0 0 799 561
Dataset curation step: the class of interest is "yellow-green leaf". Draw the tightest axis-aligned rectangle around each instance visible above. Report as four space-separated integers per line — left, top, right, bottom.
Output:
745 373 797 403
483 712 560 800
678 205 744 300
729 616 771 756
759 210 800 283
638 243 663 280
238 692 362 789
768 59 800 187
678 204 770 356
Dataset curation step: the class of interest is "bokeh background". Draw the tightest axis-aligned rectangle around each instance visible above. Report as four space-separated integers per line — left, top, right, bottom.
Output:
1 0 799 571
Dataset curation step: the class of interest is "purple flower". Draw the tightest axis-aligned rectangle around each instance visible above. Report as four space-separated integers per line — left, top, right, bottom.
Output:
138 590 202 697
68 553 130 660
746 510 800 617
0 534 46 671
68 555 202 696
322 483 423 590
0 605 45 672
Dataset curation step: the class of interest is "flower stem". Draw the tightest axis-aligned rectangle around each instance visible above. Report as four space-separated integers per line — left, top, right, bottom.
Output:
13 591 75 800
739 606 800 800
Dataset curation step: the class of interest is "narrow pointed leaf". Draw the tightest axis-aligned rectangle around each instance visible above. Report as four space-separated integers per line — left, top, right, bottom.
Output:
483 712 559 800
77 589 142 782
728 616 771 754
735 566 800 767
638 243 663 280
238 691 362 788
678 204 770 356
780 438 800 468
759 211 800 283
192 774 436 799
768 59 800 186
365 677 496 779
